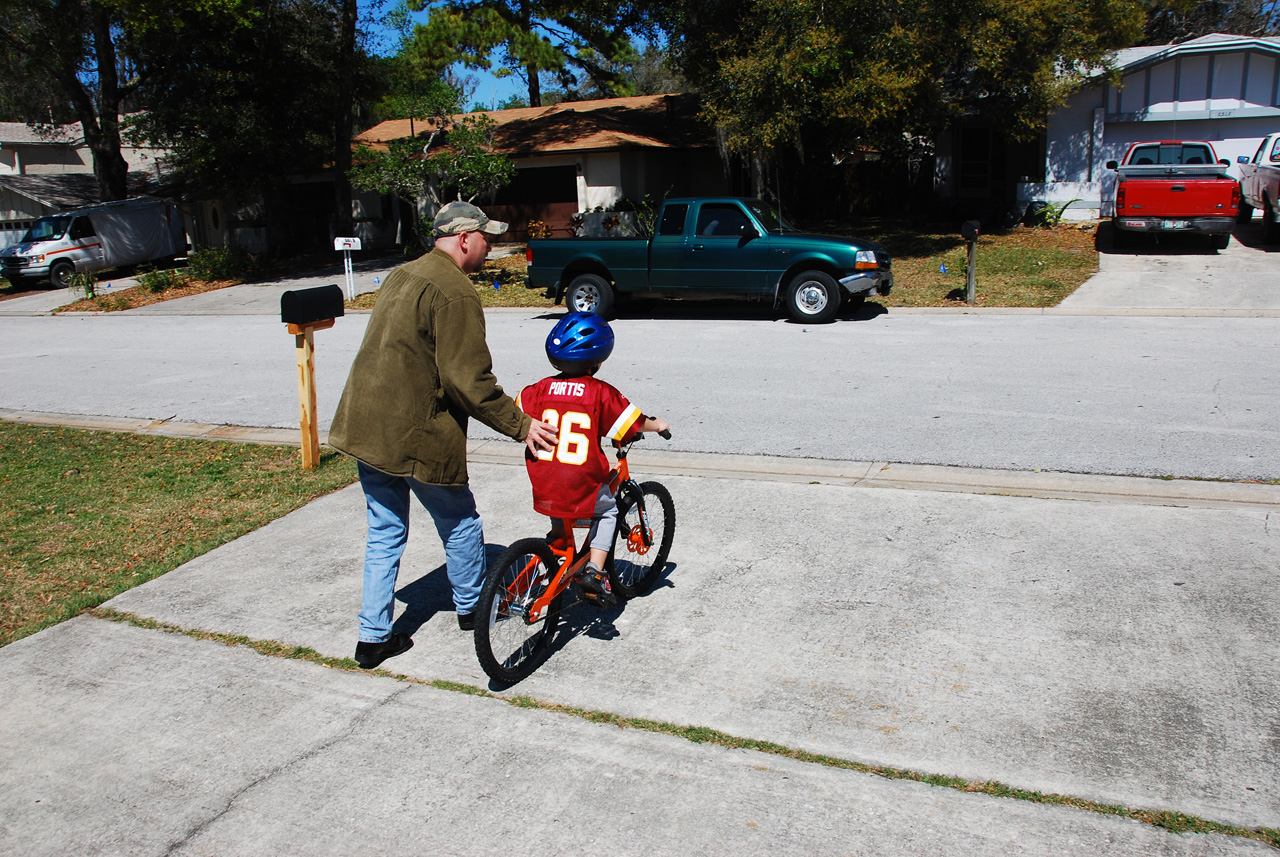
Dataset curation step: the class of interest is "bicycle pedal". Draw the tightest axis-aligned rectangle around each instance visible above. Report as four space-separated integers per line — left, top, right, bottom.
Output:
581 589 617 609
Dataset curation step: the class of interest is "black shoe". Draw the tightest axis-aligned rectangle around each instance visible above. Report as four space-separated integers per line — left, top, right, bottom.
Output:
354 633 413 669
578 564 616 608
457 612 476 631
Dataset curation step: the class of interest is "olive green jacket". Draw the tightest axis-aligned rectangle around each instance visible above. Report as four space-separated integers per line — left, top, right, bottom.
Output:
328 248 531 485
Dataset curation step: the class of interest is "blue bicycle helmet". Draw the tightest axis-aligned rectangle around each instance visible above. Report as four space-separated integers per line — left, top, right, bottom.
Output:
546 312 614 375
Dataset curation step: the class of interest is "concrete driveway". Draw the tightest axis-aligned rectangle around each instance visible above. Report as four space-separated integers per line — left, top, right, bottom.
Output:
1059 221 1280 313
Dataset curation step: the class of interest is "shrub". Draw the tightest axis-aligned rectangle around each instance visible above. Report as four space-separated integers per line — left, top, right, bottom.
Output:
69 270 97 300
186 246 259 282
136 267 187 293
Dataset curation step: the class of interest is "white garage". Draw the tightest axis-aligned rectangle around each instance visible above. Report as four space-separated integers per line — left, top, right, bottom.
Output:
1028 33 1280 219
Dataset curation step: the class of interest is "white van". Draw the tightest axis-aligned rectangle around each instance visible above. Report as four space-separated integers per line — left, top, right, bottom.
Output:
0 196 187 288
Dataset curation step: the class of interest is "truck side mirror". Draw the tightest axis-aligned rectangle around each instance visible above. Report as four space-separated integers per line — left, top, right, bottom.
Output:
1238 155 1250 163
1105 160 1118 171
1219 159 1230 166
739 223 759 239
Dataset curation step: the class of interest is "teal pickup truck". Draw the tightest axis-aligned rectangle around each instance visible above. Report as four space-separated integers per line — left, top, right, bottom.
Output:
525 197 892 323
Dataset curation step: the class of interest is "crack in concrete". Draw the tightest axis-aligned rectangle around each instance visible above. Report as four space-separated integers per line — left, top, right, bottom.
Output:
162 683 412 855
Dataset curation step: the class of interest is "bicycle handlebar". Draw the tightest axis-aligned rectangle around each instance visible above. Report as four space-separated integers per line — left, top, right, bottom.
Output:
658 429 672 440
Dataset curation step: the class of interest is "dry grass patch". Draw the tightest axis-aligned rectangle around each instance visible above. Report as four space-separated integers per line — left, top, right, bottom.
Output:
840 220 1101 308
0 422 357 645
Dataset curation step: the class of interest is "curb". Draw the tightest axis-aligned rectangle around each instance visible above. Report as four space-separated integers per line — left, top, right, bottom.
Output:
5 408 1277 512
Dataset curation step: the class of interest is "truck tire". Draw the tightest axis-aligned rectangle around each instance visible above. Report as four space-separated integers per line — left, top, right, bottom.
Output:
49 260 75 290
1110 223 1129 249
1236 197 1254 223
1211 233 1231 251
785 270 841 324
1263 196 1278 243
565 273 616 319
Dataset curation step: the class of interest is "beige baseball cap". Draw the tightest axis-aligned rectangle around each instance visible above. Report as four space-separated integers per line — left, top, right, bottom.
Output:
433 201 508 237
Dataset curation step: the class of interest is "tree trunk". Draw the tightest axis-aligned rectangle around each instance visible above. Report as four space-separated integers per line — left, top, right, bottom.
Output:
527 61 542 108
331 0 357 239
87 6 128 201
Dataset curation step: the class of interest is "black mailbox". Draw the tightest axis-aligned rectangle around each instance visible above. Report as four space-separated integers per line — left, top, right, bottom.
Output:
281 284 345 326
960 220 981 242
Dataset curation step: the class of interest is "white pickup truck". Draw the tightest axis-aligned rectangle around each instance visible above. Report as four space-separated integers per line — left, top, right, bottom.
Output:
0 196 186 288
1236 132 1280 239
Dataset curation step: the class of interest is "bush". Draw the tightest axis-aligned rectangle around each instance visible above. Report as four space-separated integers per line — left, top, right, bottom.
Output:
136 267 187 293
186 246 259 282
69 270 97 300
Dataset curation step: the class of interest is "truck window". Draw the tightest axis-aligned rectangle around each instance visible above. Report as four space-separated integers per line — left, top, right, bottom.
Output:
1130 143 1213 165
695 203 750 237
69 217 96 240
1255 139 1269 164
1271 137 1280 162
22 216 71 243
657 204 688 236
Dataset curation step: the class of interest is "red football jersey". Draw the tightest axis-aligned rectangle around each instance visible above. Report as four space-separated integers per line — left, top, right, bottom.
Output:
517 375 643 517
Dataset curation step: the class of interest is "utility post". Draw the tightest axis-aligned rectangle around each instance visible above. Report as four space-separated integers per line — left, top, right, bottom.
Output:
961 220 981 306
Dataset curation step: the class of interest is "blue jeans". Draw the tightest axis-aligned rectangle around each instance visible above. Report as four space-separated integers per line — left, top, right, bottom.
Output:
357 461 486 643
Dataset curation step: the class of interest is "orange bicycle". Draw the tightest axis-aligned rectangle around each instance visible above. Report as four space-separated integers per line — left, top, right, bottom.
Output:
474 430 675 684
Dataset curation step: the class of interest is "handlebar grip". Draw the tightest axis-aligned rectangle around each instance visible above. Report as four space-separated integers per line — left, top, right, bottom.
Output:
658 429 672 440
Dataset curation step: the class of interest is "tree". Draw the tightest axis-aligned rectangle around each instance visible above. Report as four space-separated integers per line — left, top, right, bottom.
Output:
669 0 1145 172
0 0 249 201
349 112 515 244
134 0 380 252
1141 0 1280 43
401 0 658 107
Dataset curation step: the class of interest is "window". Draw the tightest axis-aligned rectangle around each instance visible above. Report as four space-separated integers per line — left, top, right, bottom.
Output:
657 204 688 236
1271 137 1280 162
694 203 749 237
1129 143 1214 165
69 217 95 240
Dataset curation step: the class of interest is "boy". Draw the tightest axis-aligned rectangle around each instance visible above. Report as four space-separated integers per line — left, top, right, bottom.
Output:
516 312 670 606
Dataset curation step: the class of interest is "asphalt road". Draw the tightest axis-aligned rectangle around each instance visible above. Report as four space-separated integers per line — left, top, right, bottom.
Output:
0 309 1276 481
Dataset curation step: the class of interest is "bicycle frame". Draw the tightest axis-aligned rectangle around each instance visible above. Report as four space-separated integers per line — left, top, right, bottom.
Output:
509 439 653 624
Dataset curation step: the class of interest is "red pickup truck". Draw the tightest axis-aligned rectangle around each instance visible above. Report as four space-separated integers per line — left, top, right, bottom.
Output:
1106 141 1241 249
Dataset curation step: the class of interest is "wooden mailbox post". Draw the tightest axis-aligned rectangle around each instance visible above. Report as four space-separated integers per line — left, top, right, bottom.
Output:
281 284 344 469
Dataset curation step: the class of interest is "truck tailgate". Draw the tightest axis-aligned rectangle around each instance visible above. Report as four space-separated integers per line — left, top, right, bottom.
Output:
1119 177 1237 217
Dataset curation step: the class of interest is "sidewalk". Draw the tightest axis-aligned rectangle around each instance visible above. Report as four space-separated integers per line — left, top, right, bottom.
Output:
1 450 1276 854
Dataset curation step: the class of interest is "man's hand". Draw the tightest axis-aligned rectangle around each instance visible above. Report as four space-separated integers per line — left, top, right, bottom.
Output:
524 419 558 454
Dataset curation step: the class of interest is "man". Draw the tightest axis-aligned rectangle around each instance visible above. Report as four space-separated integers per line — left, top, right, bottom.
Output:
329 200 557 669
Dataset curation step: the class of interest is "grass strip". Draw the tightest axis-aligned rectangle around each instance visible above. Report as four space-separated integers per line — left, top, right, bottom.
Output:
0 422 357 645
89 607 1279 850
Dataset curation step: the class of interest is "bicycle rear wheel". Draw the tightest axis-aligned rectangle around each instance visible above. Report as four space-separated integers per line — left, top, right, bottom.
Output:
475 538 562 683
608 481 675 599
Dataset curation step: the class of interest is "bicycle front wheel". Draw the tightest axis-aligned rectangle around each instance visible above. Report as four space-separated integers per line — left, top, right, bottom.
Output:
608 481 675 599
475 538 562 684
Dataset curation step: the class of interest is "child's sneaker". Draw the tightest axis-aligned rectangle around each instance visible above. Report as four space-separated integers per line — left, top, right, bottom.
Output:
577 562 616 608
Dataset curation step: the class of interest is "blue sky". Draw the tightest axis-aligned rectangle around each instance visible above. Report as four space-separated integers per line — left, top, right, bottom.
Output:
361 0 530 110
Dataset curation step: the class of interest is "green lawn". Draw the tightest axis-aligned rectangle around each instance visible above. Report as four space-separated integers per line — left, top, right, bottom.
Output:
0 422 357 646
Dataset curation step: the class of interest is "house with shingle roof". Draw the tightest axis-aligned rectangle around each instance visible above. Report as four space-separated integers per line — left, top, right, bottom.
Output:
0 121 172 249
354 92 730 241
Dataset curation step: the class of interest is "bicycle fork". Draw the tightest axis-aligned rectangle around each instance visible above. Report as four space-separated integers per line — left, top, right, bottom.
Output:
617 479 654 553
